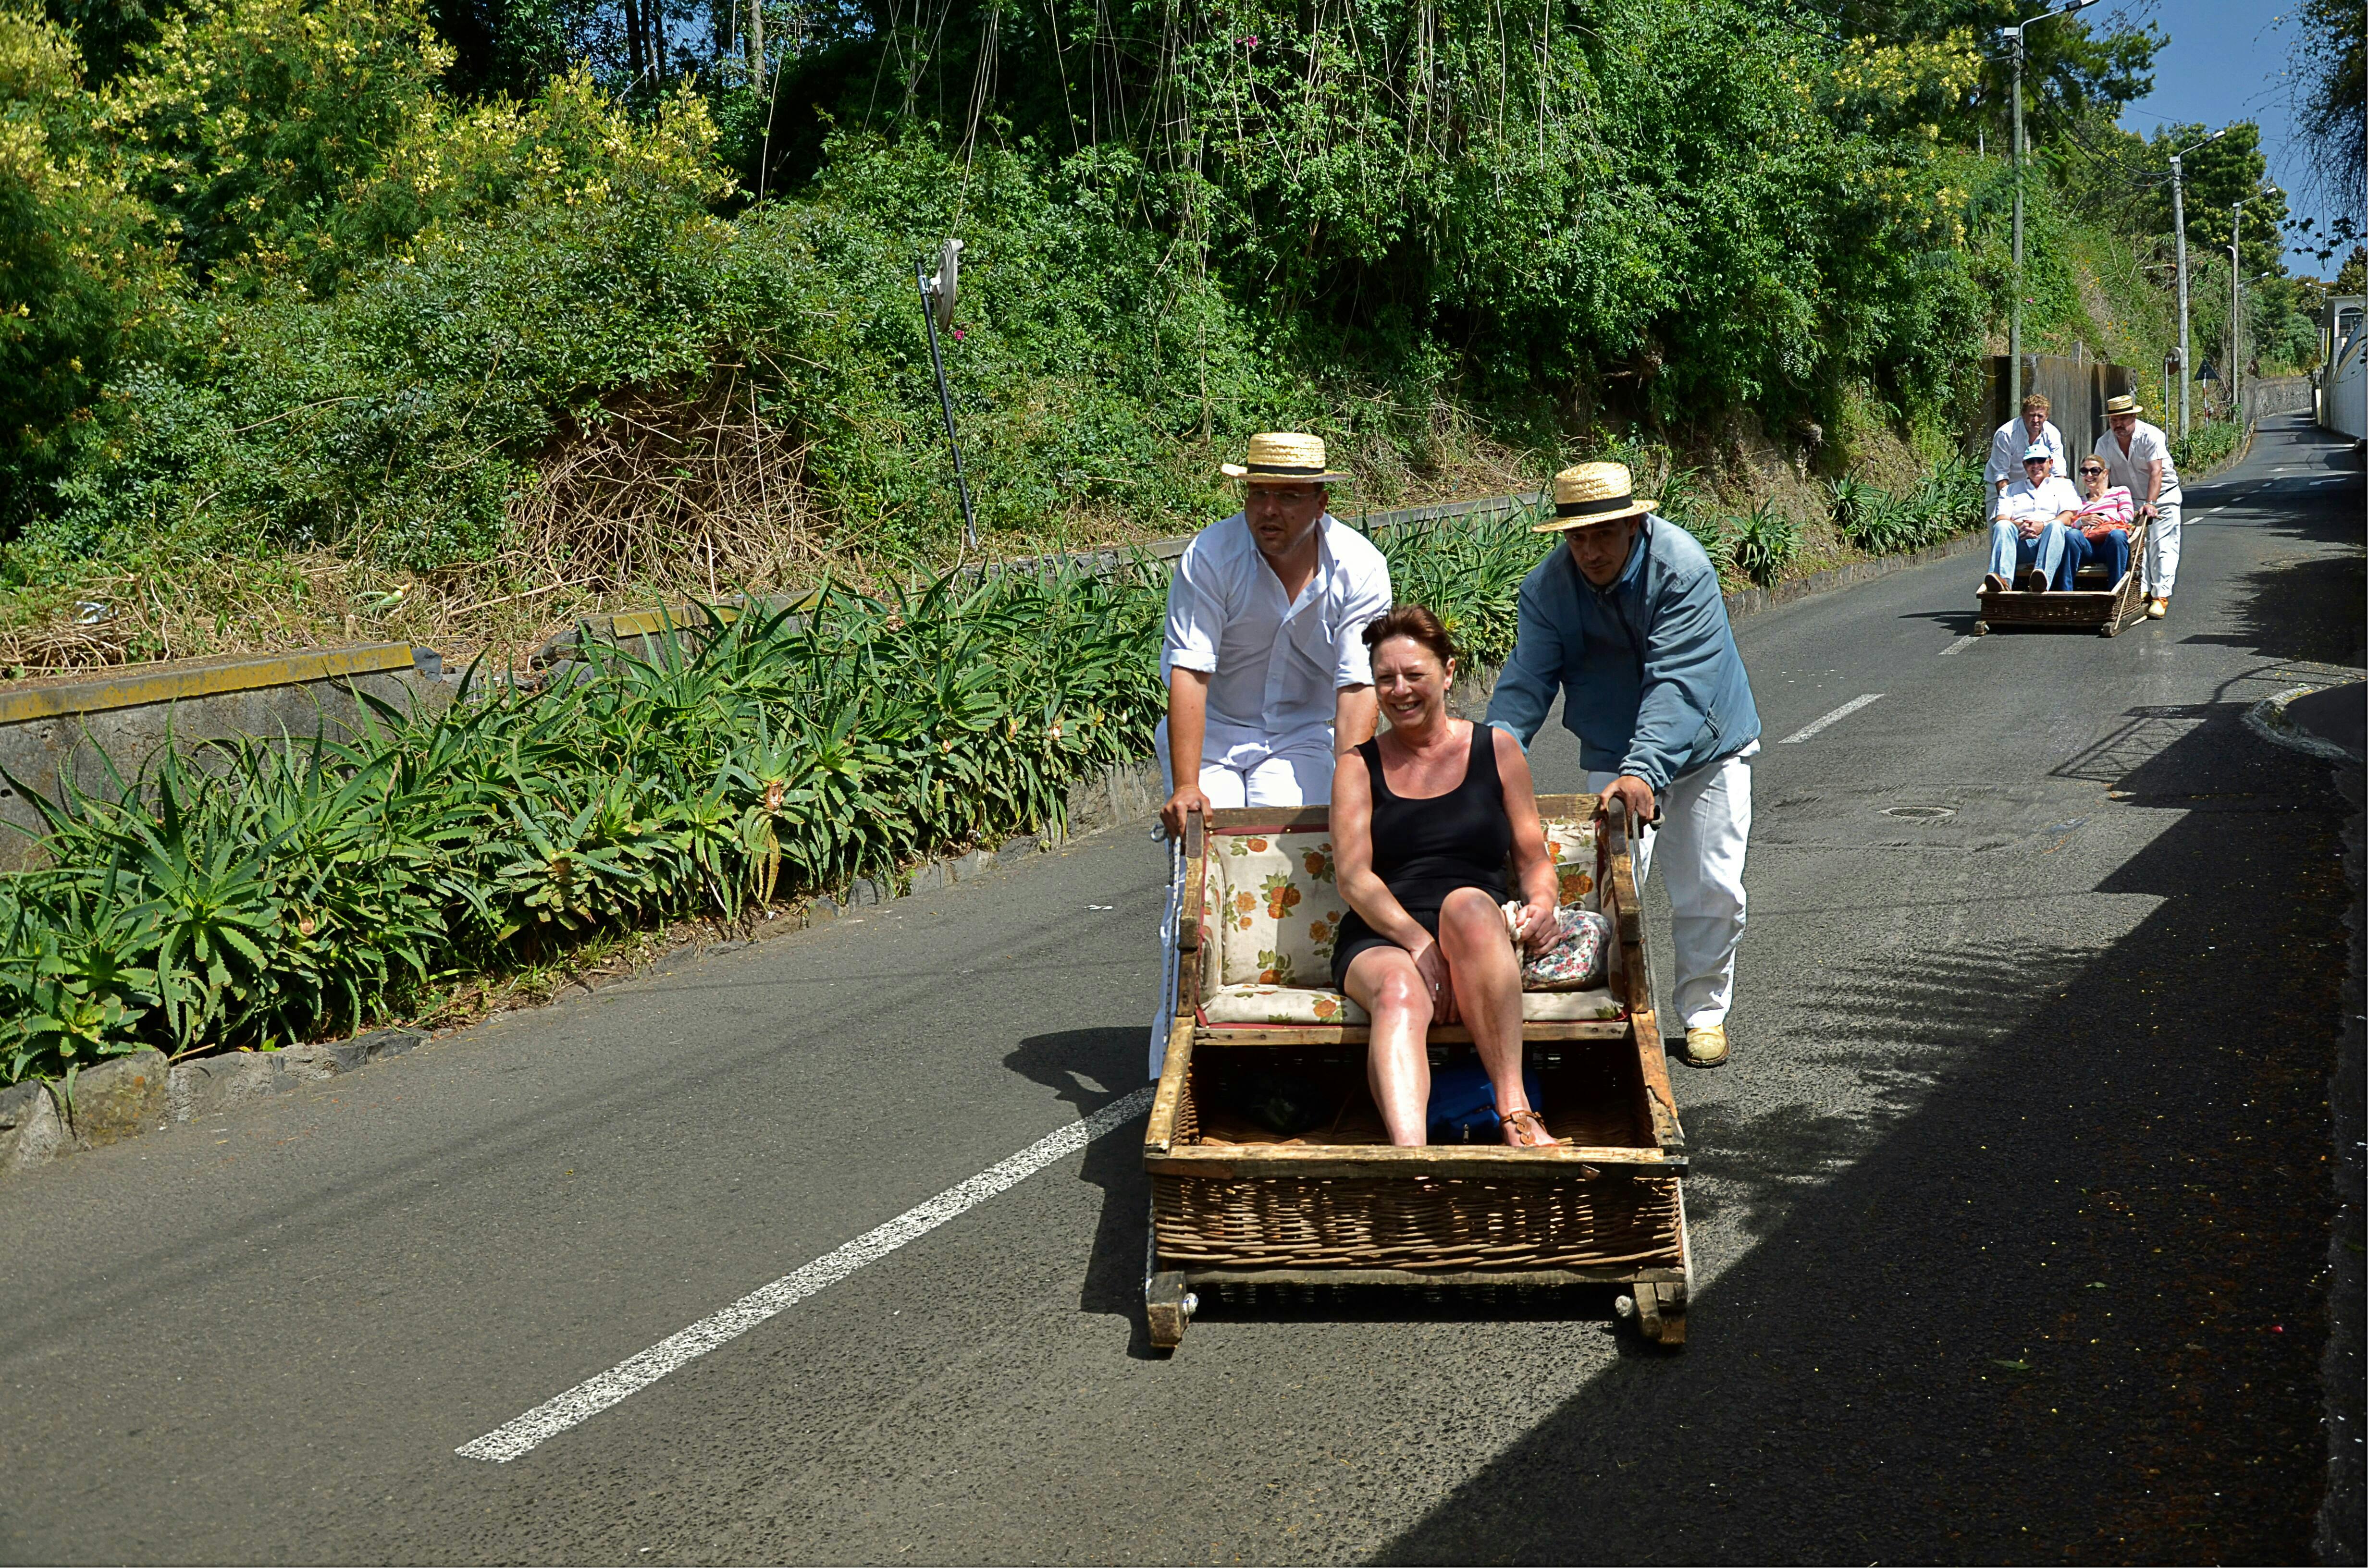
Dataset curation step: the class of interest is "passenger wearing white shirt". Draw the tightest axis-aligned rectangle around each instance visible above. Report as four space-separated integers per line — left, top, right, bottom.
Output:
1986 393 2066 518
1157 432 1391 835
2092 392 2183 619
1983 447 2084 593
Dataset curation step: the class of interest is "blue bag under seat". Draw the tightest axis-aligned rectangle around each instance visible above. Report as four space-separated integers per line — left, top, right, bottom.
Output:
1425 1057 1545 1144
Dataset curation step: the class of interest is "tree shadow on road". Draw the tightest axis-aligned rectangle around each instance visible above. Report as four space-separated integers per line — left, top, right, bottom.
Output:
1374 696 2349 1566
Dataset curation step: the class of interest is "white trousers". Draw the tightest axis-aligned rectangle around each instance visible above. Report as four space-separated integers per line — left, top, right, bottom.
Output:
1154 725 1337 810
2142 501 2182 597
1587 748 1753 1030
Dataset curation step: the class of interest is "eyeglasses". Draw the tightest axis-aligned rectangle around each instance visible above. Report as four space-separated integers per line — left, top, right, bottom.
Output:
2080 466 2105 475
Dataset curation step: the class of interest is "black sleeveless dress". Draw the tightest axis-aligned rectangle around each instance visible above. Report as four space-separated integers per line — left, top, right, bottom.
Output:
1329 724 1515 989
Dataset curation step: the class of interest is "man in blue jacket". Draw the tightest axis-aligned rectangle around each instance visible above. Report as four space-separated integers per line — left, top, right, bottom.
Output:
1486 462 1761 1068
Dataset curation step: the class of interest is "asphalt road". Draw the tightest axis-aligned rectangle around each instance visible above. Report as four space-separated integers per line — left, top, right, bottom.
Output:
3 418 2360 1566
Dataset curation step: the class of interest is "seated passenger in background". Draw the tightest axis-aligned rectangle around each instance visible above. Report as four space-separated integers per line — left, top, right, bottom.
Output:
1985 446 2083 594
2065 455 2134 588
1329 605 1562 1149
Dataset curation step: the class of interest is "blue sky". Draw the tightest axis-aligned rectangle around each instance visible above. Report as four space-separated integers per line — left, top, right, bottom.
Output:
2102 1 2341 276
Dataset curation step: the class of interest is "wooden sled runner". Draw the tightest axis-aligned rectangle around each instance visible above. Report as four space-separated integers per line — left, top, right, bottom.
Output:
1973 516 2150 637
1142 794 1692 1352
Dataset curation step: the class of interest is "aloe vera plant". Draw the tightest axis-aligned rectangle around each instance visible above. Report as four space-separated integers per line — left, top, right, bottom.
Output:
0 518 1638 1082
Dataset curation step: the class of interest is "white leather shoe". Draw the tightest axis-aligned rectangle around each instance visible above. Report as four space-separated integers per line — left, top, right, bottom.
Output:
1684 1024 1729 1068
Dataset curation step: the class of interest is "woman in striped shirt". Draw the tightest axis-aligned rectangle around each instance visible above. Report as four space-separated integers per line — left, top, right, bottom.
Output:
2066 458 2134 588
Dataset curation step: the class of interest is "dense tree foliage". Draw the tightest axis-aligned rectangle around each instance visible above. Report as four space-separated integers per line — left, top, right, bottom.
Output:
0 0 2207 599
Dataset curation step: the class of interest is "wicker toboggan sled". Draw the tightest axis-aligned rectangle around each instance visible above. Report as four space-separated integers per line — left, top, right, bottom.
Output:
1143 794 1692 1351
1974 516 2151 637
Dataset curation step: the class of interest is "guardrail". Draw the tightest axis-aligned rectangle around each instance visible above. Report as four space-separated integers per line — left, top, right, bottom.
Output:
0 644 449 870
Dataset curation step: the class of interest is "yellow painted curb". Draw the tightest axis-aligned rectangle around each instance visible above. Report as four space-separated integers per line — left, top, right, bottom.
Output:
0 644 420 726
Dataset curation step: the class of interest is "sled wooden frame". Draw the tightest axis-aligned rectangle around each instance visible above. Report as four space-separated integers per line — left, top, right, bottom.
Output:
1973 516 2150 637
1142 794 1692 1353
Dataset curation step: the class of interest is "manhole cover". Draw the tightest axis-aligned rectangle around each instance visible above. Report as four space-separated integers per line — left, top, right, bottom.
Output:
1881 806 1956 821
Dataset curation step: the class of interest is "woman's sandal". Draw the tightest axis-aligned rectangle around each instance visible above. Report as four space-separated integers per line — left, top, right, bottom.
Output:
1501 1107 1559 1148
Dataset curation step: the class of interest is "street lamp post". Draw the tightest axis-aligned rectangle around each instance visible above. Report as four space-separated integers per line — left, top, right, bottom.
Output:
2000 0 2097 416
2168 128 2225 440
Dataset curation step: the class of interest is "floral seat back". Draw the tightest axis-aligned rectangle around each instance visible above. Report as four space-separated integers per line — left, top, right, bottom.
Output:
1541 815 1601 913
1206 831 1349 993
1199 812 1601 1003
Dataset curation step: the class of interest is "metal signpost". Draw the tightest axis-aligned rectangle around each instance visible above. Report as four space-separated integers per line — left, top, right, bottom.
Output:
915 238 978 551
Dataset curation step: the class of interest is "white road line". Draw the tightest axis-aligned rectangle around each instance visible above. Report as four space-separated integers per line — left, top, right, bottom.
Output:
2208 505 2227 513
1939 636 1978 657
456 1086 1155 1463
1779 692 1885 744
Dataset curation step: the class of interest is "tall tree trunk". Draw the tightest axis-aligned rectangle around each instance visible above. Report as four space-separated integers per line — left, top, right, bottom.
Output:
748 0 765 93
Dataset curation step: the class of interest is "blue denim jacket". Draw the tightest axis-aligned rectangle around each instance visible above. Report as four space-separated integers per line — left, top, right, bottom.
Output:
1484 517 1760 791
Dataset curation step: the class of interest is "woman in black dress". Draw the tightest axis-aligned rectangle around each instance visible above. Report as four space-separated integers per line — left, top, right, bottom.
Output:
1330 605 1561 1146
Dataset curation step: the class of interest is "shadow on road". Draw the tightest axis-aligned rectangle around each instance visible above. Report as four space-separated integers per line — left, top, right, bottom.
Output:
1373 691 2348 1564
1003 1026 1161 1356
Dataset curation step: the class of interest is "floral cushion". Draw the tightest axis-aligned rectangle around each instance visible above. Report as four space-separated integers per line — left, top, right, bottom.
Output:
1202 983 1371 1025
1541 816 1601 912
1211 832 1351 989
1196 818 1611 1004
1520 986 1625 1021
1200 984 1622 1026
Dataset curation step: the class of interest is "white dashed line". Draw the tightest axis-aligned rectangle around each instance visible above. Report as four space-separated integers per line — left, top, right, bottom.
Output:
455 1086 1155 1463
1780 693 1886 744
1939 636 1978 657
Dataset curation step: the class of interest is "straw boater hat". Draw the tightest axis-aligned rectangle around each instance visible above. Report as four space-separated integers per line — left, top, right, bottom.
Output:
2104 393 2145 417
1534 461 1656 532
1220 432 1354 486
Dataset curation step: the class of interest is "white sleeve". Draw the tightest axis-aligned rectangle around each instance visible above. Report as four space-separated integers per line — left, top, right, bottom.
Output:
1161 542 1224 678
1332 548 1392 688
2047 421 2066 466
1985 423 2016 488
2142 425 2181 493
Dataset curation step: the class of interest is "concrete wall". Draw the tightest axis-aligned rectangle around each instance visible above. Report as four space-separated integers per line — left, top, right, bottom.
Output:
0 645 452 870
2245 375 2313 426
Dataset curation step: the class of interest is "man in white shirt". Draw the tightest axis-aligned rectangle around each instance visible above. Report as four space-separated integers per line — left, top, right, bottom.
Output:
2092 393 2183 619
1157 432 1392 836
1983 446 2084 593
1986 392 2065 518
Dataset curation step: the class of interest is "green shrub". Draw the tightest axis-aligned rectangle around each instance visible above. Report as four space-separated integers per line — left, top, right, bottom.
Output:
2173 418 2242 475
1728 499 1800 587
0 564 1165 1077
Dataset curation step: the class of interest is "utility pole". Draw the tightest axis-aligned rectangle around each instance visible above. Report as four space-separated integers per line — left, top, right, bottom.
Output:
2167 129 2223 441
2000 0 2096 418
2231 203 2244 422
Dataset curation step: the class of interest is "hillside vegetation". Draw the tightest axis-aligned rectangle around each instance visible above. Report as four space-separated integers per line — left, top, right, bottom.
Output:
2 0 2067 669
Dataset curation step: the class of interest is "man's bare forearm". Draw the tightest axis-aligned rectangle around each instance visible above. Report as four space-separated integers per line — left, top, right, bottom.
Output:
1168 669 1210 790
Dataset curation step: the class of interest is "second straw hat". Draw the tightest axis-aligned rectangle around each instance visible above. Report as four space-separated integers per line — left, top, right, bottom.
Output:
1534 461 1656 532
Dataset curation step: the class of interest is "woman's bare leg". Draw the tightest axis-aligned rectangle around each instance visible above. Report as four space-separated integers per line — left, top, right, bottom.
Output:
1436 887 1548 1146
1343 946 1434 1146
